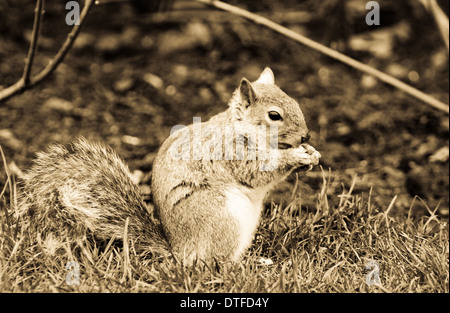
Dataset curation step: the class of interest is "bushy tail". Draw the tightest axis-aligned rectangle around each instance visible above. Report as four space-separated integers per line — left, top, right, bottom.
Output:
17 137 169 255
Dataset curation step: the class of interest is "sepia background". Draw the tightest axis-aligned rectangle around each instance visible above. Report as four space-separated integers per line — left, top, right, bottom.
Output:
1 0 448 218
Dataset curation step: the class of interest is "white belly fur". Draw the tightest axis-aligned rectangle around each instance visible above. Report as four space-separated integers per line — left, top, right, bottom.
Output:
224 186 268 259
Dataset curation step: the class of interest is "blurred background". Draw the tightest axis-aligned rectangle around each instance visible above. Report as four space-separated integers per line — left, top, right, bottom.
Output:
0 0 448 218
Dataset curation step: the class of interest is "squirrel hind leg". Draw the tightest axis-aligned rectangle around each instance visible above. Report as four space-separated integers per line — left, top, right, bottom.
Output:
161 188 241 264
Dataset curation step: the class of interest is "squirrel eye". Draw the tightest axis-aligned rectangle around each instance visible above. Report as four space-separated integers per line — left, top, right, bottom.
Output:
268 111 282 121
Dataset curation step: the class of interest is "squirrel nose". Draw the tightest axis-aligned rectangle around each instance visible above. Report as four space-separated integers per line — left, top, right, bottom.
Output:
300 132 311 144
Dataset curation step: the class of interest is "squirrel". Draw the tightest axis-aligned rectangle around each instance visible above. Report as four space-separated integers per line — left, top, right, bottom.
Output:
17 67 321 264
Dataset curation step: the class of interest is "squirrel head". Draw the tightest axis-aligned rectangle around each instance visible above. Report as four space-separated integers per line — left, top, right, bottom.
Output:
229 67 310 149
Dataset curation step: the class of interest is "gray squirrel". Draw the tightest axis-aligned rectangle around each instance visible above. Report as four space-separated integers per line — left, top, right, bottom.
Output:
17 68 321 264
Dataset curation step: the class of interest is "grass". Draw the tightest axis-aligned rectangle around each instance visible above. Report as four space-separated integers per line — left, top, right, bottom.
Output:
0 149 448 293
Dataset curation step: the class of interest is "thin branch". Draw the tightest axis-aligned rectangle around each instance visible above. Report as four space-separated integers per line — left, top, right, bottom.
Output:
22 0 44 85
31 0 95 84
196 0 449 114
419 0 449 52
0 0 95 103
428 0 449 52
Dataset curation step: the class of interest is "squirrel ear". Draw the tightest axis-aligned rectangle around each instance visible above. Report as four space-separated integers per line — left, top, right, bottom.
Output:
255 67 275 85
239 78 257 108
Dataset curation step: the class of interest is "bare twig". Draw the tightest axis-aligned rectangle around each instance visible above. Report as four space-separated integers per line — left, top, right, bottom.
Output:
0 0 95 103
32 0 95 83
196 0 449 114
419 0 449 52
22 0 44 85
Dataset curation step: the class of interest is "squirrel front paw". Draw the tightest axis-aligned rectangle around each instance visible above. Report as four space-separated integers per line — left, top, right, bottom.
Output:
290 144 321 168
